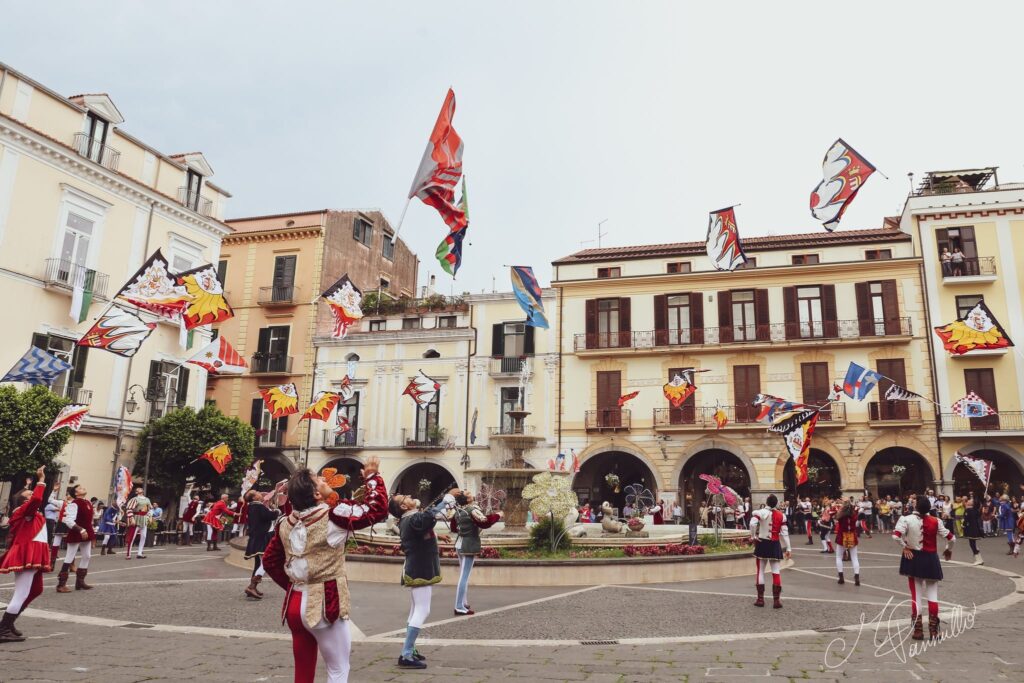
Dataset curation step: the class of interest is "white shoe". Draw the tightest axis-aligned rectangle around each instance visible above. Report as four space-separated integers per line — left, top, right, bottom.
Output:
973 554 983 565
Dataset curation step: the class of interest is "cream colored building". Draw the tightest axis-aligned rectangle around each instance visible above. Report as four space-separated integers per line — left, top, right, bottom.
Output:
902 168 1024 499
0 63 232 498
552 224 939 515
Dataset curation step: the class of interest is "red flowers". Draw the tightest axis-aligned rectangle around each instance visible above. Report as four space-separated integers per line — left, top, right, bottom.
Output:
622 544 705 557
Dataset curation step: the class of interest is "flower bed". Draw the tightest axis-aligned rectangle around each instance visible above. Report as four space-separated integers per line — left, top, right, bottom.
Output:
623 543 704 557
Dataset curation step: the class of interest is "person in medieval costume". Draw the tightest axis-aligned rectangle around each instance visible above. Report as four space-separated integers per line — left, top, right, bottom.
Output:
202 493 236 551
180 492 201 545
962 498 984 565
749 495 791 609
242 489 281 600
124 486 152 559
817 501 835 554
0 468 51 642
893 496 955 641
56 483 94 593
97 503 120 555
834 501 861 585
449 492 501 616
261 458 387 683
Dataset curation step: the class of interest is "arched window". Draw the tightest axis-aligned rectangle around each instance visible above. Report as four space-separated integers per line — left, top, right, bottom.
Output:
345 353 360 362
423 349 441 359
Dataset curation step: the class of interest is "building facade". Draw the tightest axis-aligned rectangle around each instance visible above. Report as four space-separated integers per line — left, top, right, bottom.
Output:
552 224 940 516
903 168 1024 499
0 63 232 497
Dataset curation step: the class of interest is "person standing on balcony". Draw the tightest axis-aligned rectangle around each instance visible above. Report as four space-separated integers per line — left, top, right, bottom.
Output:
940 247 953 276
0 468 51 642
450 492 501 616
951 247 965 276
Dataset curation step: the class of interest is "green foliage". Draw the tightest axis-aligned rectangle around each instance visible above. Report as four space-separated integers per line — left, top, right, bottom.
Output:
528 515 572 552
136 404 255 494
0 385 72 482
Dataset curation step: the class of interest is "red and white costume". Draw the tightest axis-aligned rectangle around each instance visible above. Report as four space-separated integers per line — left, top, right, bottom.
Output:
893 511 954 637
0 484 50 632
181 498 200 542
749 506 790 608
650 505 664 525
262 473 388 683
233 500 248 537
56 496 94 593
203 499 236 541
835 514 861 578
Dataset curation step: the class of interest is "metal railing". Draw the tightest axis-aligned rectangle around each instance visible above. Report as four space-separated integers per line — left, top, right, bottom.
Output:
401 428 446 449
652 403 846 428
71 132 121 172
585 409 631 431
258 285 298 305
574 318 912 351
70 387 93 405
489 424 537 436
941 257 996 278
176 187 214 217
489 356 527 374
250 354 294 374
43 258 110 298
256 429 285 447
940 411 1024 432
869 401 922 422
324 428 364 448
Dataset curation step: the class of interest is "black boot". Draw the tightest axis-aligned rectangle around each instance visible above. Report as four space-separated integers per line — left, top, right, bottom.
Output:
753 583 765 607
854 574 860 586
772 584 782 609
837 572 844 585
75 568 93 590
912 615 924 640
252 575 264 597
928 615 941 641
0 612 25 643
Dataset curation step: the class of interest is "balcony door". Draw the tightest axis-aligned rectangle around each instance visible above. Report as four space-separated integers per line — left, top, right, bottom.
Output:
414 392 440 443
251 398 287 447
855 280 900 336
585 298 630 349
800 362 831 420
272 255 297 301
32 333 87 400
596 371 621 427
964 368 999 430
733 365 760 423
876 359 909 420
256 326 290 372
500 387 521 433
58 212 94 284
667 367 696 424
337 392 359 446
936 226 979 275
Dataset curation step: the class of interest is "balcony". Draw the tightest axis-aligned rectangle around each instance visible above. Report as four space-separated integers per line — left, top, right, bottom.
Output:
585 408 631 432
868 401 923 426
939 411 1024 436
176 187 214 217
489 424 537 436
250 354 294 375
71 132 121 172
401 428 446 450
42 259 110 299
653 403 845 430
941 257 997 283
573 318 912 354
489 356 527 375
324 428 364 449
256 429 285 448
70 387 93 405
258 285 299 306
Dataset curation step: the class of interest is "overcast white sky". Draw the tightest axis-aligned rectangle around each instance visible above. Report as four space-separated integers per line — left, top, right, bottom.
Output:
4 1 1024 294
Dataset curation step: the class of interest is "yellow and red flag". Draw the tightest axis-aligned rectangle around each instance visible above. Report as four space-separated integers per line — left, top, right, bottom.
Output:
617 391 639 407
408 89 467 233
934 300 1013 355
713 403 728 430
663 372 696 409
299 391 341 422
176 264 234 329
199 442 233 474
321 275 363 339
259 383 299 418
775 410 820 485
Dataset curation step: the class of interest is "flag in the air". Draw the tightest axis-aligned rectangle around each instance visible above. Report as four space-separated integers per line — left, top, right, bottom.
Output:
809 138 876 232
617 391 639 407
199 442 233 474
241 459 263 496
77 305 157 357
752 394 809 424
186 336 247 375
777 410 820 485
299 391 341 422
338 375 355 402
321 274 363 339
114 465 132 507
954 451 993 490
767 408 820 434
469 407 478 444
176 264 234 329
705 206 748 271
663 371 697 409
934 300 1013 355
403 370 441 408
510 266 549 329
43 403 90 437
827 383 844 402
884 384 924 402
951 392 996 419
69 267 96 323
115 249 189 319
336 415 352 435
713 403 728 430
842 362 882 400
408 89 467 233
259 383 299 418
2 347 73 386
436 177 469 277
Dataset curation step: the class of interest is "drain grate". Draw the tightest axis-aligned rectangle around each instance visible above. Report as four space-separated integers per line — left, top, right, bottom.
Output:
580 640 619 646
121 623 154 629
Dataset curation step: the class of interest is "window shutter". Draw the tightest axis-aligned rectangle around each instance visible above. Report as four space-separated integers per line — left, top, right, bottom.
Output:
653 294 667 345
176 367 190 407
689 292 704 344
146 360 162 398
585 299 597 336
70 346 88 388
273 255 296 289
491 323 504 357
854 282 871 336
278 415 289 434
31 333 47 350
876 359 909 420
524 325 535 355
964 368 999 429
250 398 263 427
717 291 733 343
754 289 770 341
257 327 272 354
881 280 900 335
618 297 631 347
782 286 798 340
822 285 838 337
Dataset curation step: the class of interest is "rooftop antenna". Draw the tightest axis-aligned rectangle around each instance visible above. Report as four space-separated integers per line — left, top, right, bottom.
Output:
579 218 609 248
907 171 915 194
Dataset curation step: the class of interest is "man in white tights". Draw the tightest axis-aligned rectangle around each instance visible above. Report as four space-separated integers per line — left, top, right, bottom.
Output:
56 483 94 593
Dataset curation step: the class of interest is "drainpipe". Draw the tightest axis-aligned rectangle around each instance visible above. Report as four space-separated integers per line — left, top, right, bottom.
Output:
556 272 563 457
462 300 476 478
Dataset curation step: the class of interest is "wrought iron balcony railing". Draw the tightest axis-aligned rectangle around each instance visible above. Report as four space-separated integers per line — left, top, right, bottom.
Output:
43 258 110 298
256 429 285 448
250 354 294 374
401 428 446 450
176 187 214 217
585 409 631 431
258 285 298 305
653 403 845 428
324 428 364 448
71 132 121 172
868 400 922 423
941 256 996 278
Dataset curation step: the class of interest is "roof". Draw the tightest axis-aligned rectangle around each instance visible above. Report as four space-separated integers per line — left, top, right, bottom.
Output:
552 225 909 264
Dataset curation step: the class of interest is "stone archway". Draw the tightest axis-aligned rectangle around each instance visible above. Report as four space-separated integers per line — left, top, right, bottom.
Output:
782 449 843 501
319 456 365 498
679 448 753 522
573 450 658 515
258 454 296 490
391 460 460 505
864 447 934 499
947 447 1024 499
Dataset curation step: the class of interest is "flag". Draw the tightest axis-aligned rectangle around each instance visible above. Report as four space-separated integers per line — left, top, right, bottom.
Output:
705 206 748 271
199 442 233 474
43 403 89 437
571 449 580 473
767 408 820 434
469 407 478 444
436 177 469 277
77 305 157 357
114 465 132 507
752 394 809 424
955 451 993 490
259 383 299 418
176 264 234 329
842 362 882 400
2 347 72 386
827 383 844 402
241 459 263 496
809 138 876 232
69 267 95 323
408 89 467 233
186 336 247 375
617 391 639 407
663 372 696 409
335 415 352 435
510 266 549 329
713 403 728 429
338 375 355 402
777 410 820 485
951 392 996 419
884 384 923 402
299 391 341 422
934 300 1013 355
403 370 441 408
115 249 189 319
321 274 363 339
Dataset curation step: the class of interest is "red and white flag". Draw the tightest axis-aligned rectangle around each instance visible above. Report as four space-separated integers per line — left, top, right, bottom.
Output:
44 404 90 437
186 336 247 375
809 139 876 232
954 451 993 489
951 391 996 418
408 89 467 233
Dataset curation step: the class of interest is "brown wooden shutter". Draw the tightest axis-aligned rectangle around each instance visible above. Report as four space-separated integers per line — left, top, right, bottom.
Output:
718 291 733 343
876 359 908 420
800 362 829 405
585 299 597 349
964 368 999 429
733 365 761 422
689 292 704 344
855 282 872 337
596 371 622 427
492 323 504 357
782 286 798 339
654 294 667 345
822 285 838 338
881 280 900 335
618 297 631 347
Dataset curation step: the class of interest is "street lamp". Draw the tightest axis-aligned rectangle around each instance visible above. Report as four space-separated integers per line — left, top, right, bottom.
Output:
124 384 153 495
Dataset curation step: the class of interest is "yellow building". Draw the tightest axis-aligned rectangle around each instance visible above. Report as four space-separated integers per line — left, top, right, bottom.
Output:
552 224 939 515
0 62 232 498
902 168 1024 498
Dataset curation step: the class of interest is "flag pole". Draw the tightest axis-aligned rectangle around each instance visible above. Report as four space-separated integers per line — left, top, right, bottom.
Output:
390 197 413 245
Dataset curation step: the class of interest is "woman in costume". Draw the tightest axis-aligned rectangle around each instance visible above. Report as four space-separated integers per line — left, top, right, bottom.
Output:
893 496 954 641
97 503 121 555
450 492 500 615
243 489 281 600
0 468 51 642
834 501 861 585
962 498 984 565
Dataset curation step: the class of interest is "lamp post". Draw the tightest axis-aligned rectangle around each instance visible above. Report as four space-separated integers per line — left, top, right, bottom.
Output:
125 383 155 496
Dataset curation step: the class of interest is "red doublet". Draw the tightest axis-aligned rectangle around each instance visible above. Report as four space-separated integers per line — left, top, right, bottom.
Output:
769 510 783 540
238 501 249 526
0 484 52 574
836 516 859 547
181 500 200 523
920 514 951 553
203 500 235 530
65 498 95 544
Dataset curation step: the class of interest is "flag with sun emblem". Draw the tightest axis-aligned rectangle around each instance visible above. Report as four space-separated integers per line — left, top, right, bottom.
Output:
176 264 234 329
199 442 233 474
259 383 299 418
186 336 246 375
934 300 1013 355
299 391 341 422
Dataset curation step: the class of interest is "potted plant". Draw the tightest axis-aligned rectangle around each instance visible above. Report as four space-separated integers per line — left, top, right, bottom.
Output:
427 425 447 446
604 473 621 493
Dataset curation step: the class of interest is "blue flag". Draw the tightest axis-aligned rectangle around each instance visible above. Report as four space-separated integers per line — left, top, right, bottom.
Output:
2 347 73 386
842 362 882 400
510 266 549 329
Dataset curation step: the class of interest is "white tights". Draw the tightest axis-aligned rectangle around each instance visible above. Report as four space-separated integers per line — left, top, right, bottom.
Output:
293 589 353 683
5 571 38 614
754 558 781 584
63 540 92 568
407 585 432 628
910 578 939 616
836 546 860 574
127 526 148 556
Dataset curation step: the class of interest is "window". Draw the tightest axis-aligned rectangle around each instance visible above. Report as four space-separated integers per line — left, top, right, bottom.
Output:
791 254 820 265
269 255 296 301
414 391 440 444
492 321 534 362
423 349 441 358
379 277 389 291
956 294 983 319
336 391 359 446
597 267 621 279
32 333 86 400
936 226 979 276
667 262 691 274
57 211 94 284
865 249 892 260
500 387 521 432
731 290 756 341
382 234 395 260
437 315 457 329
597 299 621 346
251 398 287 447
353 217 373 246
666 294 691 344
402 318 421 330
596 371 623 427
875 359 909 420
255 326 290 372
369 320 386 332
796 285 823 338
345 353 360 362
733 365 761 422
148 360 190 418
800 362 831 418
503 322 526 356
184 169 203 211
216 259 228 286
855 280 900 337
736 257 756 269
964 368 999 430
169 234 203 272
83 112 108 163
869 282 886 335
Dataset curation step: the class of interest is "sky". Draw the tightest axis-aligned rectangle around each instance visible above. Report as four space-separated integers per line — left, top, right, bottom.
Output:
4 1 1024 295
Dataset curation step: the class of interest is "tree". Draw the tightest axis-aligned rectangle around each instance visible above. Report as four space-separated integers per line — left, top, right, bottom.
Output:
135 404 255 497
0 385 72 483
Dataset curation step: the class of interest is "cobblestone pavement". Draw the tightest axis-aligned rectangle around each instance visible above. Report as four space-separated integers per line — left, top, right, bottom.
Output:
1 535 1021 682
